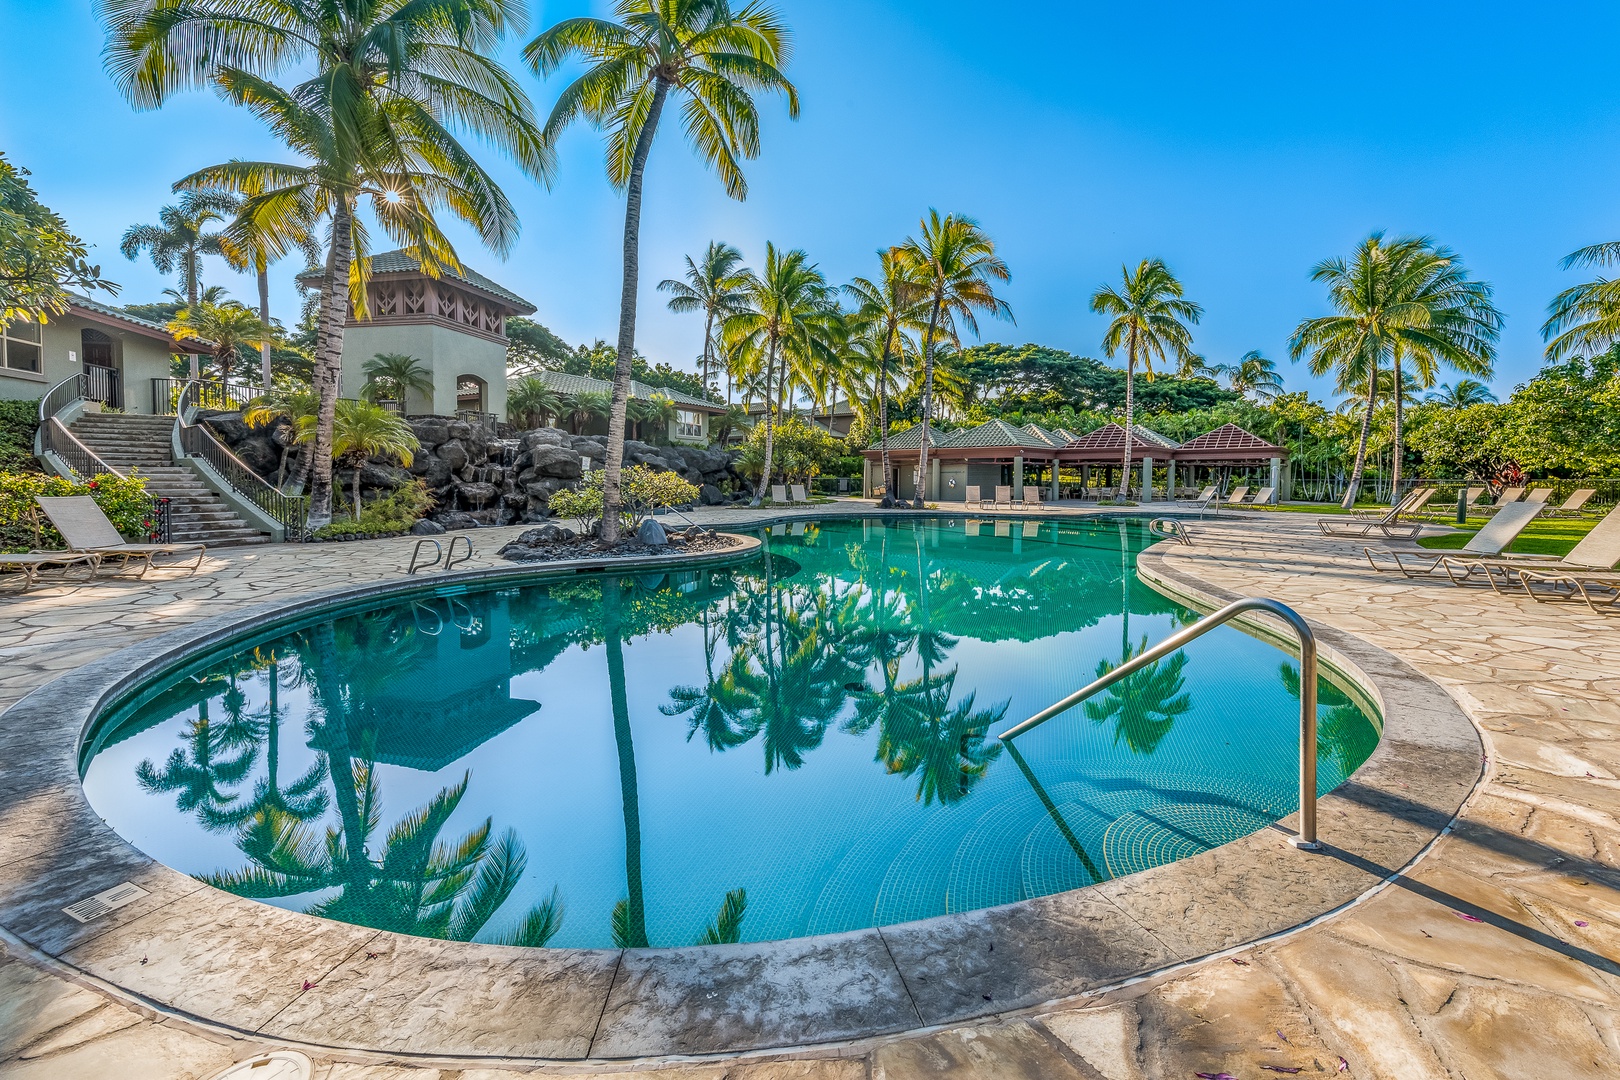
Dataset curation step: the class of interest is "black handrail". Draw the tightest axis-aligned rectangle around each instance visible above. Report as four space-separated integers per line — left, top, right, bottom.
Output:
153 376 258 416
177 380 308 539
37 375 171 541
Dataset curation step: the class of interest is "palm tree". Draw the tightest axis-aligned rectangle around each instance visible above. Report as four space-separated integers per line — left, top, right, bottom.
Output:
220 189 321 391
899 212 1013 508
508 376 566 429
525 0 798 542
106 0 550 531
1090 260 1202 499
1543 241 1620 359
1220 350 1284 400
845 248 925 506
1082 639 1193 756
1290 234 1499 506
168 300 273 382
1427 379 1497 407
360 353 435 408
120 190 238 378
724 244 834 505
298 399 418 516
564 390 613 434
660 241 751 395
136 697 257 831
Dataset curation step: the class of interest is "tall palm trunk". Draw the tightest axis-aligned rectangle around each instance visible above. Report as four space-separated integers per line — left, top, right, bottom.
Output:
1390 354 1405 502
602 80 671 543
258 264 273 392
751 337 779 505
603 582 648 947
186 249 202 381
1341 355 1379 509
878 326 893 506
701 307 716 400
913 296 943 509
308 199 353 529
1118 328 1137 499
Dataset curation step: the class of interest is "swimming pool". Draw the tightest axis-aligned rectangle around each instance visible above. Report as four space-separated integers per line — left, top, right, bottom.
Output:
80 516 1379 950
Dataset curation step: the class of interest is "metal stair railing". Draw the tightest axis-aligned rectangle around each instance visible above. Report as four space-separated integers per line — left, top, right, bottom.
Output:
176 380 309 540
36 374 172 542
999 597 1323 851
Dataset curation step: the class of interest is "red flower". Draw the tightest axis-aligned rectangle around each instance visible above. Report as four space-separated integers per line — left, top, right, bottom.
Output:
88 480 99 489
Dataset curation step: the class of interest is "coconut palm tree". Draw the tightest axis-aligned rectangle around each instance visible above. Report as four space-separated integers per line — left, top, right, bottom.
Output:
297 399 418 516
1543 241 1620 359
1220 350 1284 400
1090 260 1202 499
105 0 549 531
120 190 239 378
136 697 257 831
723 244 834 505
563 390 614 434
1427 379 1497 407
508 376 566 429
1290 234 1498 506
360 353 434 408
168 300 273 382
899 212 1013 508
524 0 798 542
219 190 322 391
1082 639 1193 756
845 248 925 506
659 241 751 395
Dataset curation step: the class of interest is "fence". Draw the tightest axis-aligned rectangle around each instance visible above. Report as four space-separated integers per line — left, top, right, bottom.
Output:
177 381 308 539
152 377 259 416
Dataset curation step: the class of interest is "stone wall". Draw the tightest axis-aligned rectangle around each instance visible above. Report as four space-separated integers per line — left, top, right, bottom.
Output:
202 412 749 529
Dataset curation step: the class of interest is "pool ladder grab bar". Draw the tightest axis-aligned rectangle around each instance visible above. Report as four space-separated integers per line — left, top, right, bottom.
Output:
407 535 474 575
999 597 1322 851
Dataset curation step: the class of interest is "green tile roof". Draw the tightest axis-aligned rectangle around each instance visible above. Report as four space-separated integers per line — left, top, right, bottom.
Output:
298 249 535 313
523 368 723 413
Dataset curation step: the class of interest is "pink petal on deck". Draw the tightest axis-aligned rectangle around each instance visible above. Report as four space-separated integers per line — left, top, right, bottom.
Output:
1194 1073 1237 1079
1575 920 1589 928
1260 1068 1303 1075
1339 1057 1351 1072
1453 911 1483 923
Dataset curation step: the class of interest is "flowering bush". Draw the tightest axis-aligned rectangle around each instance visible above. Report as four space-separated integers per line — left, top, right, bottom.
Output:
0 470 154 552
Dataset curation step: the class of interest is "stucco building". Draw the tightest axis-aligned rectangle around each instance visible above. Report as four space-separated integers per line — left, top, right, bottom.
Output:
1 296 200 413
299 250 536 418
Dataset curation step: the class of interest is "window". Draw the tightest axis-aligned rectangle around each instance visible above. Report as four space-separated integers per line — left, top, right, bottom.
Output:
676 409 704 440
2 321 42 373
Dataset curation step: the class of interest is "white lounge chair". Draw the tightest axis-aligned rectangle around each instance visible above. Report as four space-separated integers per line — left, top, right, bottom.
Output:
1525 487 1554 505
1225 486 1250 505
993 485 1013 509
1248 486 1276 506
0 551 101 591
1443 505 1620 598
1478 486 1526 514
35 496 205 577
1024 487 1054 511
1365 501 1546 577
964 485 983 509
771 484 788 504
1183 485 1217 506
1548 489 1598 518
790 484 808 504
1320 488 1431 540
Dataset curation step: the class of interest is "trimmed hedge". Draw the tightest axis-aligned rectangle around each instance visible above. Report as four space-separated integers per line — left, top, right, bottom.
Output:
1 471 155 553
0 399 40 474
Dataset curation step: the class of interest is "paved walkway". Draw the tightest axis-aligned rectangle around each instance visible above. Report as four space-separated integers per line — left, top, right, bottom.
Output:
2 505 1617 1079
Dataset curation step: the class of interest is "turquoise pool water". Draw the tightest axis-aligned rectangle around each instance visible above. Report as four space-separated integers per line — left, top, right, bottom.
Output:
81 517 1379 950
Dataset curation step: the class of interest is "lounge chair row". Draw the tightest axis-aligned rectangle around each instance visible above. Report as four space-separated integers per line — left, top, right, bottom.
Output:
0 496 205 591
1362 501 1620 614
963 485 1055 511
770 484 811 505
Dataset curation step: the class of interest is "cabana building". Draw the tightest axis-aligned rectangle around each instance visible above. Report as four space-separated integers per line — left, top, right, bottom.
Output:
861 419 1070 503
1171 424 1289 501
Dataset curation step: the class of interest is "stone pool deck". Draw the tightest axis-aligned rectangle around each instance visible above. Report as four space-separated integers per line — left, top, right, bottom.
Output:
1 504 1618 1078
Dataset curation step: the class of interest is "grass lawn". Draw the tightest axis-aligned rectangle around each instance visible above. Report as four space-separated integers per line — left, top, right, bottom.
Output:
1415 517 1598 557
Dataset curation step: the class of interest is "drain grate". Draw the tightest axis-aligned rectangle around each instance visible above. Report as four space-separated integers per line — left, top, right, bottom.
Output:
62 881 148 923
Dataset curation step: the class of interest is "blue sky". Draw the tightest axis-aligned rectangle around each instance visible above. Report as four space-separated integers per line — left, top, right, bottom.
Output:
4 1 1620 401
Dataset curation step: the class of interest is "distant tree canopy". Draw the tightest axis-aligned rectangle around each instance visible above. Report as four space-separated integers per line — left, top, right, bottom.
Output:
956 343 1238 414
506 320 719 402
506 317 575 372
0 151 118 322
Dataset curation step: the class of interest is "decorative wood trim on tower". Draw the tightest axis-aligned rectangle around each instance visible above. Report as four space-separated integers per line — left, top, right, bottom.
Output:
344 274 513 344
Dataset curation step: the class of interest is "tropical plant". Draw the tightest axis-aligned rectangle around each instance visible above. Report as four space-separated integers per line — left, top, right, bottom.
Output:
0 150 118 322
105 0 550 530
167 300 273 382
899 212 1013 507
296 399 418 516
844 248 925 505
359 353 434 406
1090 259 1202 498
120 189 239 377
524 0 799 541
723 244 835 504
660 241 751 398
1290 234 1499 505
564 390 613 434
696 887 748 945
1543 241 1620 360
709 403 751 445
1219 350 1284 400
219 188 322 390
1427 379 1497 407
508 376 566 429
628 392 679 443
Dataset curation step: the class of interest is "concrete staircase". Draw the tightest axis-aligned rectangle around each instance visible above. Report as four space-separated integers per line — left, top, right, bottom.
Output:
69 413 271 547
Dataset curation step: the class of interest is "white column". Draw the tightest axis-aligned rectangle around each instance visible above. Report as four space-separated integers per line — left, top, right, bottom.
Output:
1013 455 1025 498
1049 460 1060 499
1167 459 1177 500
1141 455 1154 502
1269 457 1282 503
928 458 940 501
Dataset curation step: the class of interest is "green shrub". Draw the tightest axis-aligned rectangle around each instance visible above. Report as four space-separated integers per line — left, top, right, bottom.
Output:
1 470 155 552
736 416 840 484
547 465 700 535
0 399 40 474
547 484 603 535
314 479 433 540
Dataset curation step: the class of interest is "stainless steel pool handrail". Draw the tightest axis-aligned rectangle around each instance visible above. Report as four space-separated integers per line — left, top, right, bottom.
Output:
998 597 1321 850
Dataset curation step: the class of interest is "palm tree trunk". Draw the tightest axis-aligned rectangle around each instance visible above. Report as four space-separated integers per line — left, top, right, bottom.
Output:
601 80 671 544
914 296 944 509
878 327 893 506
307 199 353 529
258 264 273 393
603 581 648 947
1341 358 1379 509
701 308 716 400
186 249 201 381
751 338 779 506
1119 330 1137 499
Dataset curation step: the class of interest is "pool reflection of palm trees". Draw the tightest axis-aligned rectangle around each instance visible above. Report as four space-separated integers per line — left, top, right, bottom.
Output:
1083 636 1193 756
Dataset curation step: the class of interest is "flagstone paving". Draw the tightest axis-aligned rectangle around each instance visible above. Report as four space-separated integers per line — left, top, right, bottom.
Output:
2 504 1618 1079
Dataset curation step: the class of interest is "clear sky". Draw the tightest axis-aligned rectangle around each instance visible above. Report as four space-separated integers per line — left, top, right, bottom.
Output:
5 1 1620 401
